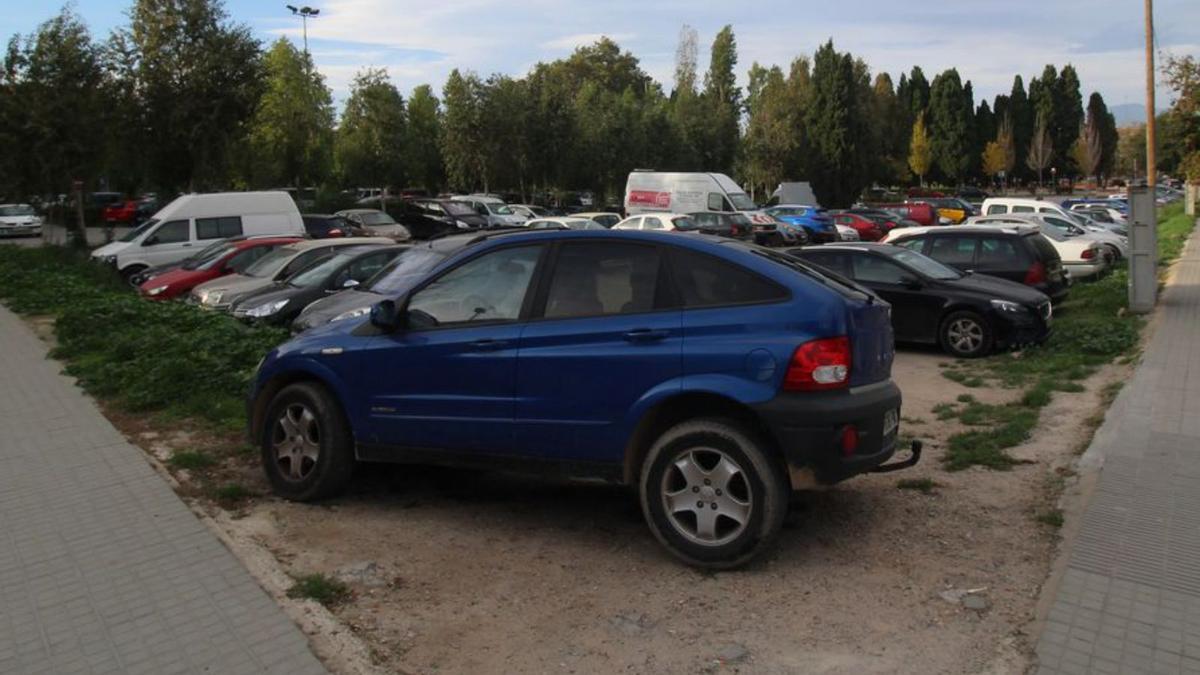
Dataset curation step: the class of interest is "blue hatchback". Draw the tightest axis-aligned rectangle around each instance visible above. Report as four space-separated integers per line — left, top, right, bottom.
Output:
248 228 917 567
765 204 838 243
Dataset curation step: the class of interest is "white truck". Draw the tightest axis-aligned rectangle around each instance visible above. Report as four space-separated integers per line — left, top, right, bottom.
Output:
623 172 779 231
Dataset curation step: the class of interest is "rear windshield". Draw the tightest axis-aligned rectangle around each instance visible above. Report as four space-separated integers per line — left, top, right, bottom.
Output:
359 212 396 225
1026 233 1062 263
752 247 873 302
0 205 36 216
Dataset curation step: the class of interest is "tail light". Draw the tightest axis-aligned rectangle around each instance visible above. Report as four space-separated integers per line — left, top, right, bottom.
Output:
1024 261 1046 285
840 425 859 457
1080 248 1096 260
784 337 852 391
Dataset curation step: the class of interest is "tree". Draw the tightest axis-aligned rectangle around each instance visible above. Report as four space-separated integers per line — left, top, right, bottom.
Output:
982 141 1006 179
1008 76 1032 180
405 85 443 193
121 0 264 192
1055 65 1084 174
741 64 796 196
997 113 1016 178
1071 117 1102 181
669 25 704 169
1026 112 1053 186
334 67 405 191
803 41 872 207
871 72 908 184
1086 92 1118 182
702 25 740 172
973 100 996 180
908 112 933 186
247 38 334 188
440 69 486 191
928 68 973 183
1163 54 1200 177
1115 124 1147 178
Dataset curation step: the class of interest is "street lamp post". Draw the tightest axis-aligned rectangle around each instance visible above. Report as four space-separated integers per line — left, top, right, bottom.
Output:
285 5 320 56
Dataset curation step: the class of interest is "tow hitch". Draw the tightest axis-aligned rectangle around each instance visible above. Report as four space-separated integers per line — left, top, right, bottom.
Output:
871 440 922 474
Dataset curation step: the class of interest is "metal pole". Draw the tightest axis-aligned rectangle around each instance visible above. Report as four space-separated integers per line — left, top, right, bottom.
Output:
1145 0 1156 189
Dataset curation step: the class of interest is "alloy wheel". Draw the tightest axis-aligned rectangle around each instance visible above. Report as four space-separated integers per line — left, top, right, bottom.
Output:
947 318 984 354
271 403 321 481
660 448 753 546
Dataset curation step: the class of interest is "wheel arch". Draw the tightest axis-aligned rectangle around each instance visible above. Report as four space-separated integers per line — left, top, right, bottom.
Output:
249 367 353 448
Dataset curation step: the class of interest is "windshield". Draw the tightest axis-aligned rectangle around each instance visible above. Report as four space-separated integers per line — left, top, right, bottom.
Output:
243 246 298 278
119 219 158 242
891 249 962 280
359 212 396 226
0 205 36 217
729 193 758 211
486 203 515 215
288 252 355 288
442 202 474 216
365 247 447 295
194 245 237 271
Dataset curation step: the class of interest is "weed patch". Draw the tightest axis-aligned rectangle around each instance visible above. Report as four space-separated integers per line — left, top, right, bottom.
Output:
897 478 939 494
168 451 217 470
1036 509 1064 528
287 573 351 607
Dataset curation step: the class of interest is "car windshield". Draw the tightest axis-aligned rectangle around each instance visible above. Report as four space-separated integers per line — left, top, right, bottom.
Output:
0 205 36 217
729 193 758 210
671 217 699 230
288 251 355 288
183 243 235 270
486 203 515 215
441 202 474 216
358 211 396 226
119 219 158 242
364 247 447 295
244 246 299 278
891 249 962 280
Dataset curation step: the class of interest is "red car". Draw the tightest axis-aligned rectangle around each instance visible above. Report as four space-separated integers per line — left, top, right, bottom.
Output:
103 200 139 224
832 213 885 241
138 237 302 300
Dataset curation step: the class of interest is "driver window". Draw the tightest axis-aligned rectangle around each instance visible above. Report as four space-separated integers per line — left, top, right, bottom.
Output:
407 245 541 326
707 193 725 212
145 220 189 245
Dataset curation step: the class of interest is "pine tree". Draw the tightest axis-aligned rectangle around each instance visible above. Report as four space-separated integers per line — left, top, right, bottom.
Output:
1008 76 1031 181
804 41 871 207
928 69 972 183
702 25 740 173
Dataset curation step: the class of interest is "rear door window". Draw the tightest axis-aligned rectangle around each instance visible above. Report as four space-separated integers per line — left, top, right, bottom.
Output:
670 249 787 308
1012 205 1035 213
986 205 1008 215
543 243 663 318
977 237 1027 265
928 236 978 265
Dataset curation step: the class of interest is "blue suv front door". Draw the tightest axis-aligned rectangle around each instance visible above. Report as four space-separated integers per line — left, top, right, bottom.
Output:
514 241 682 462
360 244 544 454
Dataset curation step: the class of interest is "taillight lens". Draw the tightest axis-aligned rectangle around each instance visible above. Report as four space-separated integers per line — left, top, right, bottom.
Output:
1081 248 1095 260
1024 261 1046 285
784 337 852 391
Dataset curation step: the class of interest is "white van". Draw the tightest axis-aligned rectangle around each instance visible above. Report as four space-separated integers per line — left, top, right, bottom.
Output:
980 197 1086 224
623 172 775 226
91 191 305 281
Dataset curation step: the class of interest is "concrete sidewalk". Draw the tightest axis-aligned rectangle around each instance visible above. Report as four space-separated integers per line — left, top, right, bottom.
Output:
0 304 326 674
1036 221 1200 674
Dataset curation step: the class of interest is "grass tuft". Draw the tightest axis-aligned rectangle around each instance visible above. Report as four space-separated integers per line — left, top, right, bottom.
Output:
897 478 939 494
167 450 217 471
1036 509 1064 528
212 483 252 503
287 573 351 607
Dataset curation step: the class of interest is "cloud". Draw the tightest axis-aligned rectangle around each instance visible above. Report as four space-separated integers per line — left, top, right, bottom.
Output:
540 32 635 50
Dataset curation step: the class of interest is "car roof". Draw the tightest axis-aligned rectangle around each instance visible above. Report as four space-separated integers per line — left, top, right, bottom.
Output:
889 224 1040 237
335 208 386 215
767 204 818 209
794 242 897 254
231 236 302 249
573 212 620 217
282 236 393 252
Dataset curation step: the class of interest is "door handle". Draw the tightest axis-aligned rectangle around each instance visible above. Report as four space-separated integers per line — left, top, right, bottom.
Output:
623 328 669 343
468 339 509 351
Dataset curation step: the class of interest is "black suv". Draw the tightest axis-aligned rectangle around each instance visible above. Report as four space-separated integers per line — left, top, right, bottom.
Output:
885 225 1069 304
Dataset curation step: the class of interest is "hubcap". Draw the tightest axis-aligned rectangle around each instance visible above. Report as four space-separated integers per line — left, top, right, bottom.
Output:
660 448 752 546
948 318 984 354
271 403 320 482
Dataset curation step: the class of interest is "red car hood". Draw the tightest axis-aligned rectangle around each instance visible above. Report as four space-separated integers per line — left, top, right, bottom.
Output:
139 267 221 300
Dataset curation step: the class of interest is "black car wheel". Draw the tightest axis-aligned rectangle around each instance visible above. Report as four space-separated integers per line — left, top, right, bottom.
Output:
121 265 148 287
640 418 788 569
260 382 356 501
939 310 994 358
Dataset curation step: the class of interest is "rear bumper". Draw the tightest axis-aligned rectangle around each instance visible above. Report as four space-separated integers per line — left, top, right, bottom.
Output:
1063 261 1106 280
751 380 910 488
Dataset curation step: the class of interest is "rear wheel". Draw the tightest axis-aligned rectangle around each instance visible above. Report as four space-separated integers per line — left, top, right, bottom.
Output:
639 419 788 569
939 310 993 358
260 382 356 501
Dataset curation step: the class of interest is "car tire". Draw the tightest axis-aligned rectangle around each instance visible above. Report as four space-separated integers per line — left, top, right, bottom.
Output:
259 382 356 501
939 309 994 358
639 418 788 569
120 265 148 287
1104 244 1121 262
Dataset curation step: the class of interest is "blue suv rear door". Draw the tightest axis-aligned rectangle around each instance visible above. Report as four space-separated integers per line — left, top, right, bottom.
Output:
514 241 681 462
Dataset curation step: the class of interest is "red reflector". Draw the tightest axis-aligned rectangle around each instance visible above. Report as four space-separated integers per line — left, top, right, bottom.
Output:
1024 261 1046 285
1081 248 1095 260
784 337 852 391
841 426 859 457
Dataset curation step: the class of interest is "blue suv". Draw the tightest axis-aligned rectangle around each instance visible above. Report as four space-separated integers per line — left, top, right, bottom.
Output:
765 205 838 243
248 229 918 567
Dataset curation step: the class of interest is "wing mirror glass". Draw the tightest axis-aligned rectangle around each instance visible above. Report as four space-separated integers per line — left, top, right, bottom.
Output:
369 299 400 332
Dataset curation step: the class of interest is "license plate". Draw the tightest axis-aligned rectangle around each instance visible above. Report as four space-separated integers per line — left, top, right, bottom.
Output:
883 409 899 438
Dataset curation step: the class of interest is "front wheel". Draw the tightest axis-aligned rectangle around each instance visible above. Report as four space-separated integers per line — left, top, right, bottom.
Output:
260 382 356 501
639 419 788 569
939 310 994 358
120 265 148 287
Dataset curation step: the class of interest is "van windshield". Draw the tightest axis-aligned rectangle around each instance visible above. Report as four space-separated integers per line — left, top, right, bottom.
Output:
119 219 158 242
729 193 758 211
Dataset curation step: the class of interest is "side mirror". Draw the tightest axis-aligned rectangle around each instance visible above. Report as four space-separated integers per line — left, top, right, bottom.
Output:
369 299 400 332
143 235 159 246
899 274 923 289
341 278 359 289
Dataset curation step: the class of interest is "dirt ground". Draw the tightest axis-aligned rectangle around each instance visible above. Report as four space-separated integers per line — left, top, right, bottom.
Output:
160 347 1128 675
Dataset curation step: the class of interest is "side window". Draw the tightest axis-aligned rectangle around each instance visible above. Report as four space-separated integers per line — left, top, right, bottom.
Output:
671 249 788 308
851 254 909 284
986 205 1007 215
802 252 852 277
707 193 725 211
146 219 189 245
643 217 664 230
281 249 332 277
407 245 541 326
928 236 977 265
694 213 715 226
1012 205 1035 213
978 237 1023 265
226 247 268 272
544 243 662 319
196 216 243 240
346 251 393 284
893 237 926 253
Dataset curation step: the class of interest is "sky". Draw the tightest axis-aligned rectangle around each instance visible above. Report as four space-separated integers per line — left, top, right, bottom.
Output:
8 0 1200 116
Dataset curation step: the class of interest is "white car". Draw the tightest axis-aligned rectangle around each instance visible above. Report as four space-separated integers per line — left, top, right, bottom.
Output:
1034 214 1128 260
958 216 1109 280
451 195 526 227
526 217 606 230
834 224 860 241
573 212 622 228
0 203 43 237
508 204 551 220
612 213 698 231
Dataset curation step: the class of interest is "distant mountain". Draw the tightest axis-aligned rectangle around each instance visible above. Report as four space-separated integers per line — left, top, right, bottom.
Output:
1110 103 1167 127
